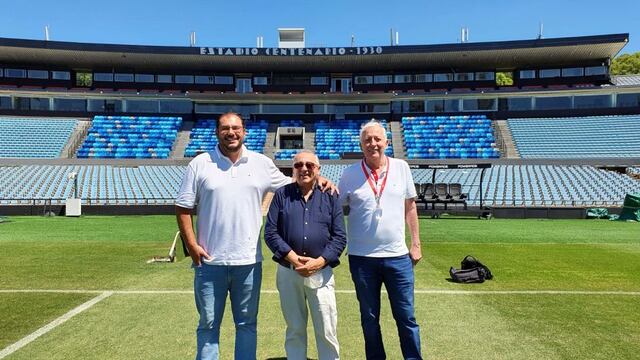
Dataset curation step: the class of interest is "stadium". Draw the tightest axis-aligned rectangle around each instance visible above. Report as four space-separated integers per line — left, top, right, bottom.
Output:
1 24 639 359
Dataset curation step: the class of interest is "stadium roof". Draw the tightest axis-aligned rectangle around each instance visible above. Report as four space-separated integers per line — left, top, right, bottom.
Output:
0 33 628 73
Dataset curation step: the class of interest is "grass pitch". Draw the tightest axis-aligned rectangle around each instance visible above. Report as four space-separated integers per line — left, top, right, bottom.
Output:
0 216 639 359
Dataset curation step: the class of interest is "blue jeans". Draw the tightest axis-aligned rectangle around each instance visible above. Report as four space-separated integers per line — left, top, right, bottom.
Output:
193 263 262 360
349 254 422 360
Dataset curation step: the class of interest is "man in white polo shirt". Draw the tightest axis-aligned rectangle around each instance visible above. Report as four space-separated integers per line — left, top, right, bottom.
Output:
176 112 334 360
338 120 423 360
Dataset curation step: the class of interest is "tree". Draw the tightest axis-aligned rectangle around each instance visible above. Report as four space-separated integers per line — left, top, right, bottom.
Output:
610 52 640 75
495 72 513 86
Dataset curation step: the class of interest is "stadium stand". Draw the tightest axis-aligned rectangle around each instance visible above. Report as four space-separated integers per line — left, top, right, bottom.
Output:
507 115 640 158
77 116 181 159
184 119 267 157
1 164 638 207
274 149 300 160
314 120 393 159
0 117 77 158
402 115 500 159
0 165 183 205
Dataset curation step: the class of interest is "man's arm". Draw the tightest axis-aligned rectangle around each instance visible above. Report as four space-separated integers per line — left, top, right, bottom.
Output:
175 206 211 266
264 191 300 266
405 198 422 265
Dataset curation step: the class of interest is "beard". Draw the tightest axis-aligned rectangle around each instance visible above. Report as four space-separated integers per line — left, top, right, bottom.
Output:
219 138 243 153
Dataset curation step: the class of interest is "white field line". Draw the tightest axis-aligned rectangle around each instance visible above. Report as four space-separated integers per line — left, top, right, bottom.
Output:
1 289 640 296
0 291 112 359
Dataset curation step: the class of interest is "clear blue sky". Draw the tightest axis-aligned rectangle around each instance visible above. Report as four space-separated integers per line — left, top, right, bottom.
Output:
1 0 638 55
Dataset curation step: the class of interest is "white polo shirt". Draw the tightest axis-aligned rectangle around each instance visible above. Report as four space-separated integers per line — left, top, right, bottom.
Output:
176 146 290 265
338 157 417 257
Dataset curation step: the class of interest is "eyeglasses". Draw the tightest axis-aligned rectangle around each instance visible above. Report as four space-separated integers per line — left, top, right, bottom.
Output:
218 125 244 133
293 162 318 170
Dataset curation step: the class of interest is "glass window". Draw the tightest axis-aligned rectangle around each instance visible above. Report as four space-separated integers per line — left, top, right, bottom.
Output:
394 74 413 83
311 104 326 113
444 99 459 112
195 103 258 114
53 98 86 112
519 70 536 79
354 76 373 84
262 104 306 113
539 69 561 78
0 68 3 77
236 78 253 93
30 98 50 110
462 98 496 111
114 73 134 82
455 73 474 81
135 74 155 83
373 104 391 112
14 97 30 110
573 95 611 109
408 101 425 112
127 100 159 113
87 99 123 112
585 66 607 76
535 96 571 110
426 99 445 112
195 75 215 84
253 76 268 85
51 71 71 80
157 75 173 83
561 68 584 77
159 100 192 113
434 73 453 82
94 73 113 82
310 77 327 85
215 76 234 85
617 93 640 107
27 70 49 79
175 75 194 84
475 72 495 81
5 68 27 78
415 74 432 83
373 75 392 84
333 104 361 117
0 96 11 109
501 97 532 111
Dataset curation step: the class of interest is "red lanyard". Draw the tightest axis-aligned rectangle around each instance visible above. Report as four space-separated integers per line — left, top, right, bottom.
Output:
361 158 389 204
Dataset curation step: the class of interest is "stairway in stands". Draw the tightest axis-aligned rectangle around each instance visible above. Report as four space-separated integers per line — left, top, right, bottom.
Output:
389 121 406 159
494 120 520 158
170 121 194 159
262 123 279 159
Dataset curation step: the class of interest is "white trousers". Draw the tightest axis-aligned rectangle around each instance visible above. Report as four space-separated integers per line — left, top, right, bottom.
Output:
276 265 340 360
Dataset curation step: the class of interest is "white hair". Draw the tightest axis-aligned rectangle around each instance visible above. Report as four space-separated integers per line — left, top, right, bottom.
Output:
360 119 387 140
292 149 320 166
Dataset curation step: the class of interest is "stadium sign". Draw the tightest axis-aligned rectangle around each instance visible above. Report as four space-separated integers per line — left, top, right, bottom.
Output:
200 46 384 56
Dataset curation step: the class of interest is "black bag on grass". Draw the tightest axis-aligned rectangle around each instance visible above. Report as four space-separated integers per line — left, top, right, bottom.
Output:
449 255 493 283
449 267 487 283
460 255 493 280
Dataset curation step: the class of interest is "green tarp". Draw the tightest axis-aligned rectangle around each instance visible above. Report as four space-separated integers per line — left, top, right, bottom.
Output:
586 208 608 219
617 193 640 221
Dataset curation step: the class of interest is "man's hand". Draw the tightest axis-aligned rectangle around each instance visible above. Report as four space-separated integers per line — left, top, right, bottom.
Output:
409 243 422 266
188 243 212 266
285 250 304 269
316 175 338 195
295 256 326 277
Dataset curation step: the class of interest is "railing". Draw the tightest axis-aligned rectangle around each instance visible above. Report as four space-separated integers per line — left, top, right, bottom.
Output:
0 197 177 207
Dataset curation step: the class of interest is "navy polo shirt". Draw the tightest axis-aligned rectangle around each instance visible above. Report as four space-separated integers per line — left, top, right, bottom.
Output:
264 182 347 268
